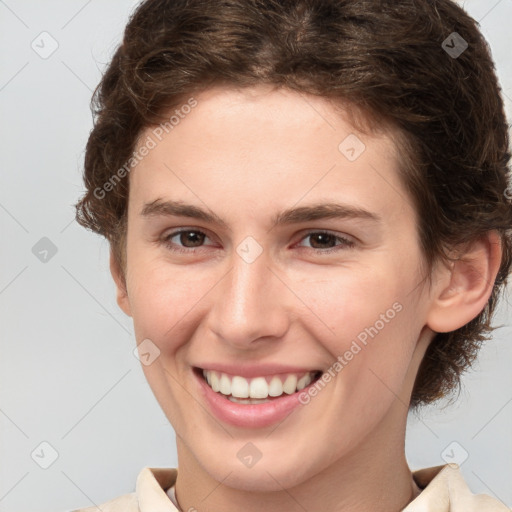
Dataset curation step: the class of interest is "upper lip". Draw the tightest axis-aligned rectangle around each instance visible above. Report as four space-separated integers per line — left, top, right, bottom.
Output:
195 363 321 379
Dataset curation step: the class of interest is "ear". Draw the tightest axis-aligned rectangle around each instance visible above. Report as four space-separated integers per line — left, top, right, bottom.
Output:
110 250 132 317
426 231 502 333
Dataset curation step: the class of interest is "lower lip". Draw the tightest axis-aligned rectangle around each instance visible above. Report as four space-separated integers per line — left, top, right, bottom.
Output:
194 370 315 429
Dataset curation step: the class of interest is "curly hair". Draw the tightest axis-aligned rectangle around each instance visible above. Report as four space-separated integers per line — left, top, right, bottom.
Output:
75 0 512 408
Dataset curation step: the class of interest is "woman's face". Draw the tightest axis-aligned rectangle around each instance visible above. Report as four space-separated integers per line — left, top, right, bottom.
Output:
117 85 435 490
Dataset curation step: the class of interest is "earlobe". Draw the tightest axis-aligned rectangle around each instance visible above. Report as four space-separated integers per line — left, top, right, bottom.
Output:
109 250 132 317
426 232 502 333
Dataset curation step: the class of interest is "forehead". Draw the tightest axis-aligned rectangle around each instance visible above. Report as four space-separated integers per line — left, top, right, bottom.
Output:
129 85 413 224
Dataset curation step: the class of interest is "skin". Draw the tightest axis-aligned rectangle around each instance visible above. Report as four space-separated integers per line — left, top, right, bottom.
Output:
111 85 501 512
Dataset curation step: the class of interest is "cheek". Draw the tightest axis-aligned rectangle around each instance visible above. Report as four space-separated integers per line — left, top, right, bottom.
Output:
294 262 421 389
294 264 412 341
126 260 216 345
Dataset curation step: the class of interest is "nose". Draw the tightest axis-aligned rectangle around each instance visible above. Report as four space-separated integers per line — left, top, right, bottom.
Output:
206 245 291 349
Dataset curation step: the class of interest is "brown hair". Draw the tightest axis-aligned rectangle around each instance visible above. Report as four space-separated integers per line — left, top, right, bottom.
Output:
76 0 512 407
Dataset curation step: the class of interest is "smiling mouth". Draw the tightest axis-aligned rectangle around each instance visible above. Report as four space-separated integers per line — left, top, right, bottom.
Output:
195 368 323 404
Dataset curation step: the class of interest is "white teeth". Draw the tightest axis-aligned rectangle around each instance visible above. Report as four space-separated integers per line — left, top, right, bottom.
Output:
283 374 298 394
231 376 249 398
268 376 283 397
219 373 231 395
249 377 269 399
201 369 317 399
210 371 220 392
297 373 312 390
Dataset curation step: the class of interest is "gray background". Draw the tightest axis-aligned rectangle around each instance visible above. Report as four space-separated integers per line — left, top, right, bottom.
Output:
0 1 511 511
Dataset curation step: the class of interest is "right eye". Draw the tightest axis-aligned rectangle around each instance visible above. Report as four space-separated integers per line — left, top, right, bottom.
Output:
161 229 215 253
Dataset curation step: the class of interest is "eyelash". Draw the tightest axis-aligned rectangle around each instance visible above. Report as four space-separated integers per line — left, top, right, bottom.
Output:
160 229 355 254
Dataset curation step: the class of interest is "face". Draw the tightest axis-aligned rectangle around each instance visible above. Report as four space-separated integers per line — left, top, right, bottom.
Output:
116 85 436 491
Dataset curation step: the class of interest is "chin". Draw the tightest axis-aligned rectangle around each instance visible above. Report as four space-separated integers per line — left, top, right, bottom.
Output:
198 446 320 492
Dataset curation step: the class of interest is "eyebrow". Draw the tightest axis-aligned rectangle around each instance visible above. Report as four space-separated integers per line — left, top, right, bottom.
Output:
141 199 381 229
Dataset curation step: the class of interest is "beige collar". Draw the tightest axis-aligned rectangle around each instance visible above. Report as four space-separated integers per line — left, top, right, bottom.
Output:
135 464 509 511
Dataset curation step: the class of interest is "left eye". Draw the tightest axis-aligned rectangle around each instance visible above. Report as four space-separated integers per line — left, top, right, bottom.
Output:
296 231 354 251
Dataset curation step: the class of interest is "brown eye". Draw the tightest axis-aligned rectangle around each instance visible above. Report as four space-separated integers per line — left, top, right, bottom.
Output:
162 229 211 252
307 232 338 249
177 230 206 247
297 231 355 252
